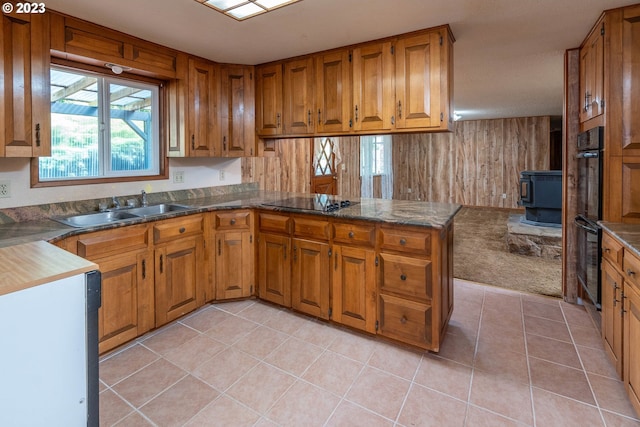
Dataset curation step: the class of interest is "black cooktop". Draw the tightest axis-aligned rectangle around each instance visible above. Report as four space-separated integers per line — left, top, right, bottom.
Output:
263 196 356 212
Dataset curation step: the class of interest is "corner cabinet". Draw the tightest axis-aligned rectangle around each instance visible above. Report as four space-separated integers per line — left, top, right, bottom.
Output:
0 9 50 157
214 210 255 300
220 65 256 157
258 211 292 307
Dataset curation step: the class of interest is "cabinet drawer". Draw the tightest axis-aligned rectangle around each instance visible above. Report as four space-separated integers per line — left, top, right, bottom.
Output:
293 216 330 240
380 227 431 256
214 210 251 230
76 224 149 259
602 232 624 269
258 212 290 234
153 215 204 244
624 250 640 291
380 253 432 301
379 293 432 349
333 222 376 247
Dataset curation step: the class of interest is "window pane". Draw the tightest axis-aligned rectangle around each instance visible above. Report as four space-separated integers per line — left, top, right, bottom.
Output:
40 70 99 180
108 82 153 173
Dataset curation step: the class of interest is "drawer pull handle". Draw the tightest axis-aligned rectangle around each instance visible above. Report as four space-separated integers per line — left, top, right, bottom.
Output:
159 255 163 273
142 259 146 279
399 238 406 246
400 274 407 281
179 227 186 233
628 269 636 277
400 316 407 324
348 231 354 238
230 219 236 225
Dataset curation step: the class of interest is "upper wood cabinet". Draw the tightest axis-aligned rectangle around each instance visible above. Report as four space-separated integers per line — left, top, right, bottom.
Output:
579 18 605 124
256 25 454 138
220 65 256 157
256 63 283 136
0 10 50 157
283 58 315 135
188 58 221 157
315 50 352 134
352 41 395 132
622 5 640 154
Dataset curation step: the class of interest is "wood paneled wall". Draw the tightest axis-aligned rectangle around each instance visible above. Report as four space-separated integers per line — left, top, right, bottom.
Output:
243 117 551 209
393 117 551 208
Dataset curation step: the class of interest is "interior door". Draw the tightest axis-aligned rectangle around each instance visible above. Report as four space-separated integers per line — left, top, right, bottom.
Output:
310 137 337 195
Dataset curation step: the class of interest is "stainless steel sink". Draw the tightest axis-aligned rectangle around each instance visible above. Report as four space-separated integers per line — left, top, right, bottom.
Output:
53 211 139 228
126 203 192 217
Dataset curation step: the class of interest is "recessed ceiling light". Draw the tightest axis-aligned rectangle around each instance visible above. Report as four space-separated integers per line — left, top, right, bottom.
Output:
197 0 302 21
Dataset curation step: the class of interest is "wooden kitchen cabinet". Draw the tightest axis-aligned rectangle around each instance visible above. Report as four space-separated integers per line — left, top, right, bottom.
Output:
257 211 291 306
256 63 283 136
220 64 255 157
395 29 451 130
579 17 605 124
621 5 640 155
601 258 624 376
214 210 255 300
315 49 352 134
352 41 394 132
71 224 153 354
624 279 640 416
283 57 315 135
0 9 50 157
187 58 220 157
153 215 206 326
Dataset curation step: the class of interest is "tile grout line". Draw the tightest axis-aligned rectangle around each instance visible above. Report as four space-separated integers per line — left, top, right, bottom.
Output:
462 286 485 426
522 293 537 427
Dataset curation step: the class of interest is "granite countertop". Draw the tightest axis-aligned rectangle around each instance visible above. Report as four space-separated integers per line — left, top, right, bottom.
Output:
0 190 462 248
599 221 640 258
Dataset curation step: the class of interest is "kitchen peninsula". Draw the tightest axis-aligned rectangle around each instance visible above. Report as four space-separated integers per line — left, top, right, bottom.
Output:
0 186 460 353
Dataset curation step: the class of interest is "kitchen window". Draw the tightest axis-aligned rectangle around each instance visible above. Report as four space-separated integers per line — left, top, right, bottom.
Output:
35 66 161 185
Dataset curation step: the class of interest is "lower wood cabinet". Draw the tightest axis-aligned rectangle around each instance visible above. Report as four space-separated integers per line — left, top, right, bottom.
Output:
292 238 330 319
624 282 640 414
601 258 624 376
214 210 255 300
153 215 206 327
258 233 291 306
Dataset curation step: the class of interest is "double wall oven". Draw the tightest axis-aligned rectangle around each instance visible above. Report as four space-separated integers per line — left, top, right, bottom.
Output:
575 126 603 308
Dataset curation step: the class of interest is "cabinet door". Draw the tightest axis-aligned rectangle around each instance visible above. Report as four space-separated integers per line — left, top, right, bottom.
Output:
216 231 254 300
352 42 394 132
331 245 377 332
258 233 291 307
256 63 283 136
0 10 50 157
579 22 604 123
220 65 255 157
624 283 640 415
622 5 640 153
292 238 330 319
97 251 153 354
601 259 624 376
315 50 351 133
283 57 315 135
155 235 205 326
395 31 442 129
188 58 220 157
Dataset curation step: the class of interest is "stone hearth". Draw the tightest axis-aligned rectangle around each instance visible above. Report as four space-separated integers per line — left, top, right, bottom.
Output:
506 214 562 259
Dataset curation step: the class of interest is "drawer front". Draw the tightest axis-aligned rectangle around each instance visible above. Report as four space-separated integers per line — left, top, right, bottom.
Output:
380 253 432 300
380 227 431 256
624 250 640 291
333 222 376 247
77 224 149 259
214 211 251 230
258 212 290 234
153 215 204 244
602 232 624 269
379 293 432 349
293 216 330 240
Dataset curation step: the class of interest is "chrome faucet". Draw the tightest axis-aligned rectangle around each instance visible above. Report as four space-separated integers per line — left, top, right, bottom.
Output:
141 190 148 207
112 196 121 209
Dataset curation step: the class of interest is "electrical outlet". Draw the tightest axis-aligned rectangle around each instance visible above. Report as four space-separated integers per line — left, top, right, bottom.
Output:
0 180 10 198
219 169 225 181
173 171 184 184
407 188 412 194
502 193 507 199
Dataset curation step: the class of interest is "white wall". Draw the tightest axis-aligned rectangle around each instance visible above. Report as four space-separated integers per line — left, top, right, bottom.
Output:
0 157 242 208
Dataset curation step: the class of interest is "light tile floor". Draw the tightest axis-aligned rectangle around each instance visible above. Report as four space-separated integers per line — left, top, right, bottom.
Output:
99 279 640 426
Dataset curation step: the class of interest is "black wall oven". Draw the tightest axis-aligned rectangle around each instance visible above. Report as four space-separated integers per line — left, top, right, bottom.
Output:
575 126 603 308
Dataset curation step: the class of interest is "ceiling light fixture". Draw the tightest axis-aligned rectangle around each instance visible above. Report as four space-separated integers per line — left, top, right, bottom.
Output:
196 0 302 21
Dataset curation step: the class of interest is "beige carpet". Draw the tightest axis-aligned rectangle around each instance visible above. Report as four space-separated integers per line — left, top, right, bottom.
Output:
453 206 562 298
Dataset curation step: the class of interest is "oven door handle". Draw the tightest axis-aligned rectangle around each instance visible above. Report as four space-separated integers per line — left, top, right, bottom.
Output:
576 151 599 159
574 215 598 234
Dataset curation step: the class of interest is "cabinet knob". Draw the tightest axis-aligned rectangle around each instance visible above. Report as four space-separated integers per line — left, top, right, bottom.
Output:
230 219 236 225
627 269 636 277
400 315 407 324
348 231 354 238
399 238 406 246
400 274 407 281
179 227 186 233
